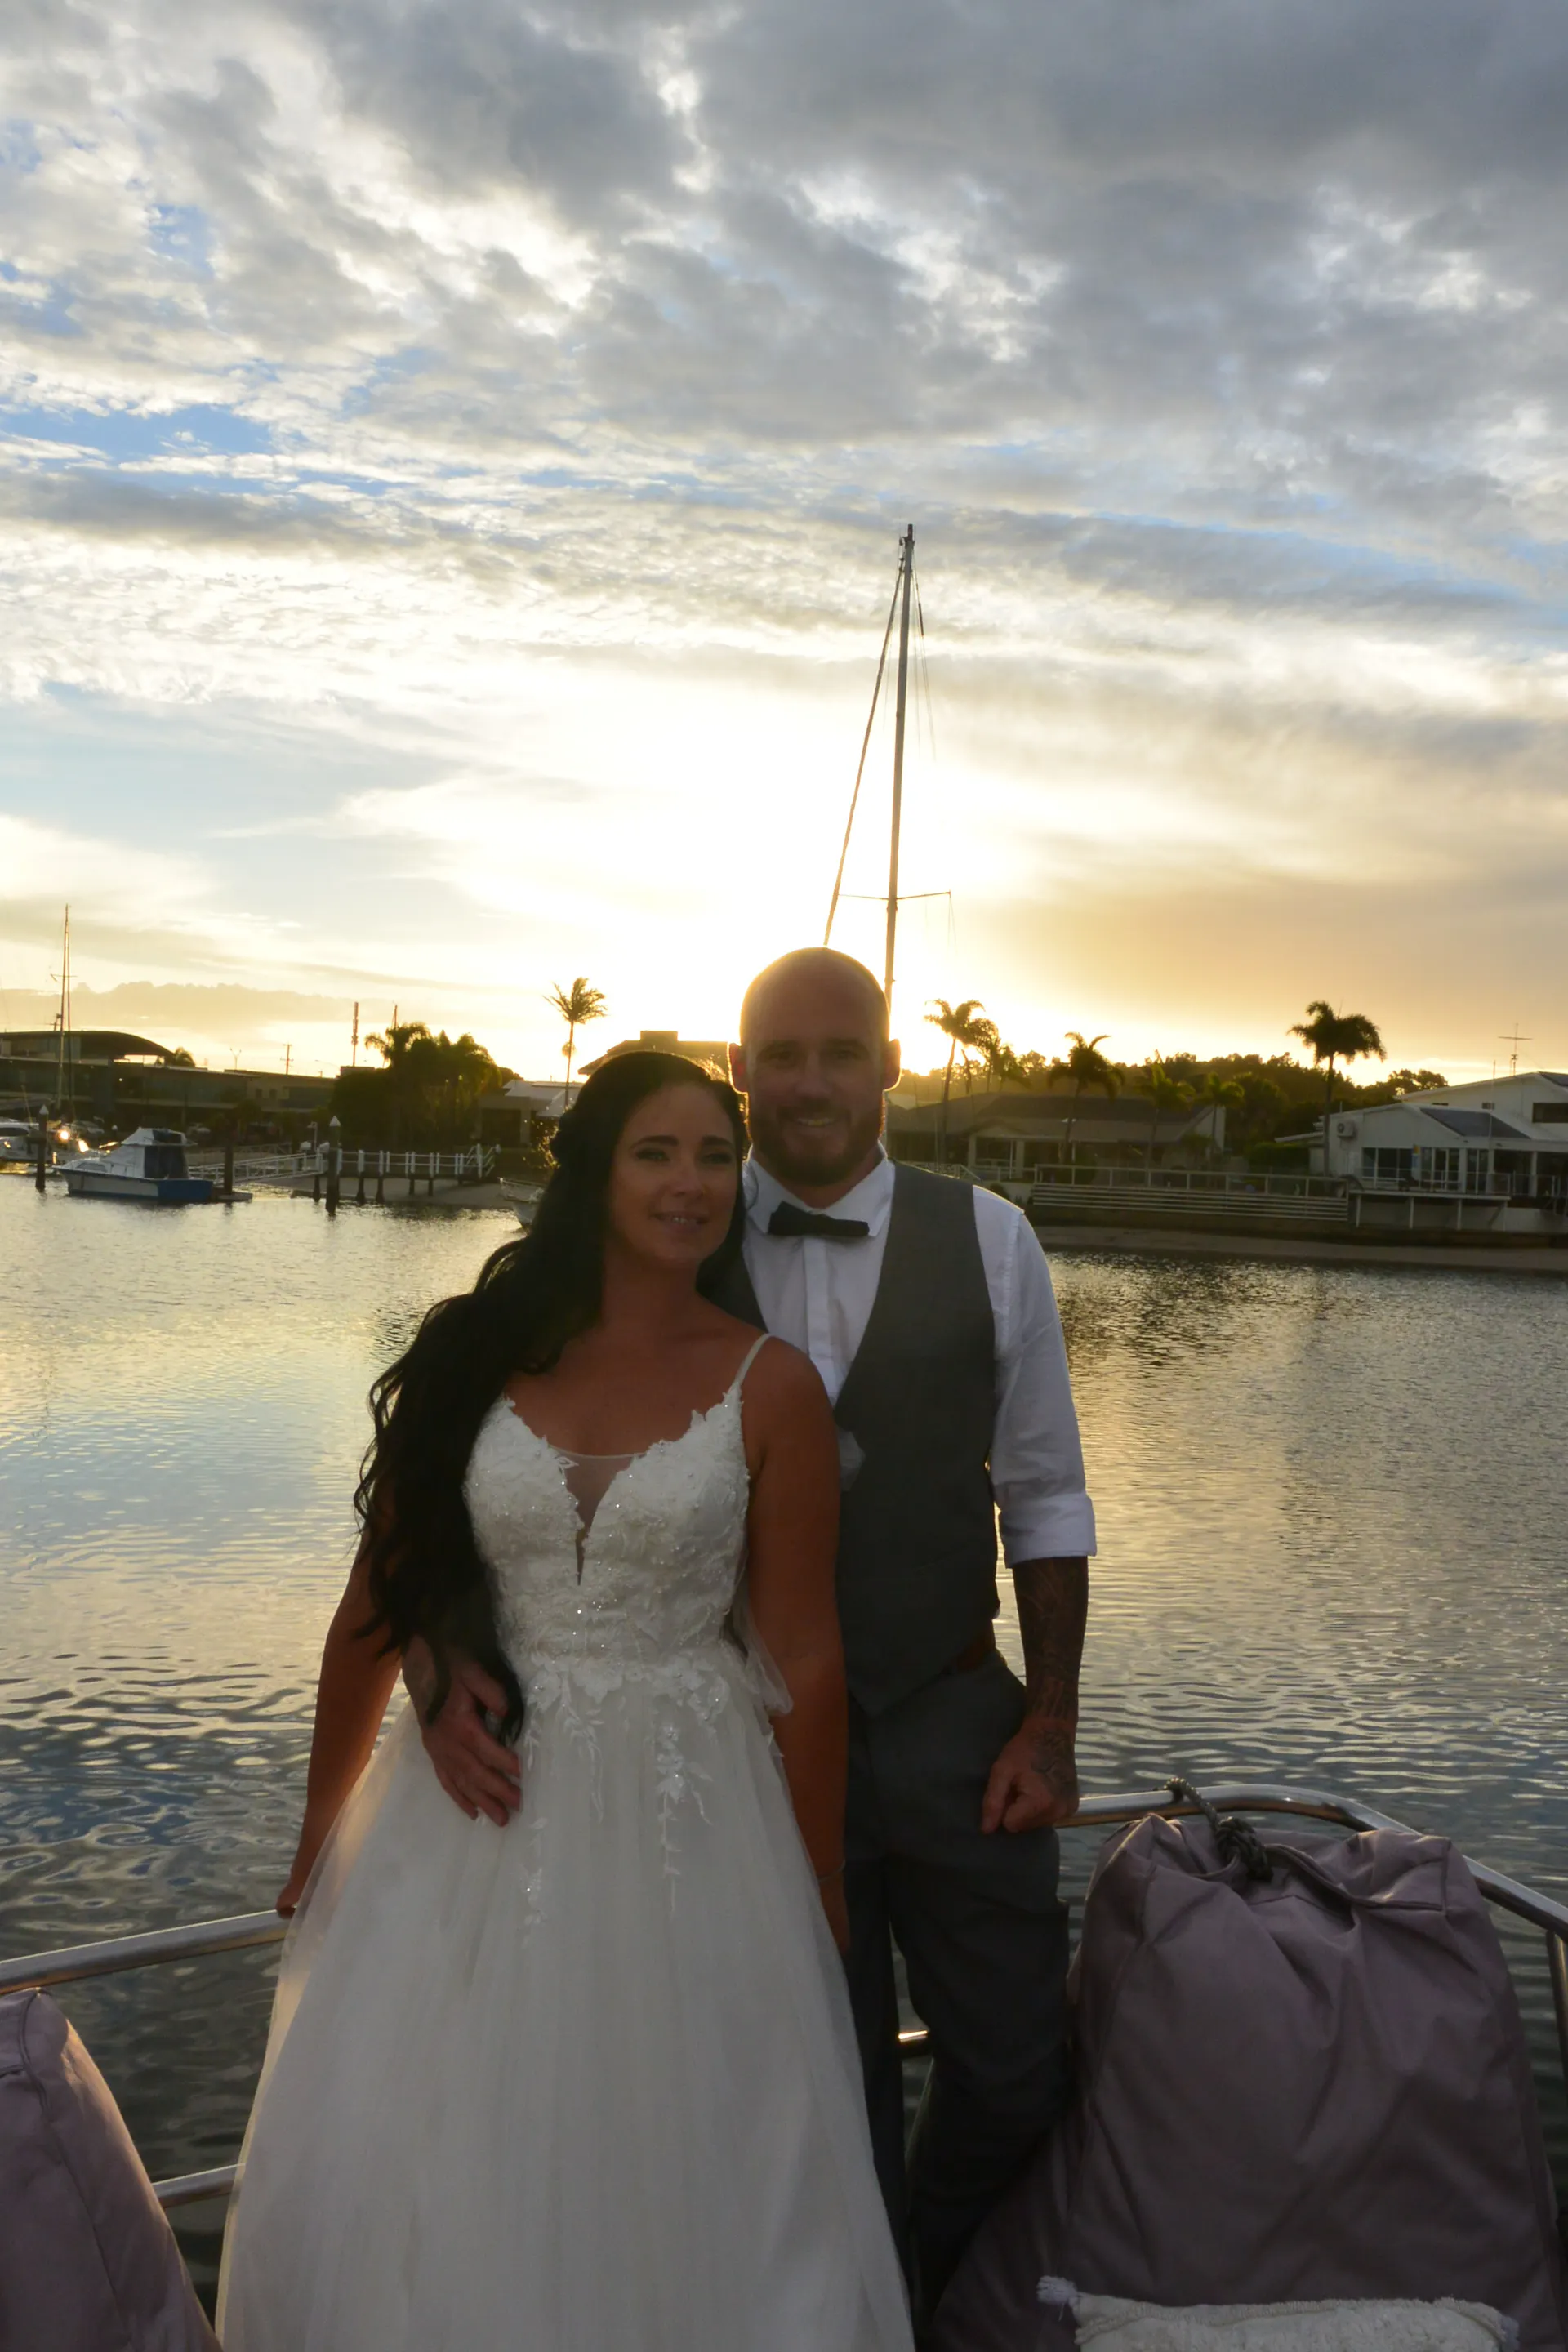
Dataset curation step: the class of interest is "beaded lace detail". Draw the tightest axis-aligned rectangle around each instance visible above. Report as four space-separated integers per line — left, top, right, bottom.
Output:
465 1373 762 1717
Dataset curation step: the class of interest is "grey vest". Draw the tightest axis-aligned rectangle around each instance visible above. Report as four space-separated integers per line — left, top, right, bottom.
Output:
712 1164 998 1715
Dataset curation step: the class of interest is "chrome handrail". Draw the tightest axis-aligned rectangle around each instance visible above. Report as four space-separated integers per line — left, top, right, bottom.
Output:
0 1909 287 1998
7 1783 1566 2210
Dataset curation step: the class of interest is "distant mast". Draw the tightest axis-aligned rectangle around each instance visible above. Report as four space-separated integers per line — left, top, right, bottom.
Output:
54 905 73 1125
825 523 919 1027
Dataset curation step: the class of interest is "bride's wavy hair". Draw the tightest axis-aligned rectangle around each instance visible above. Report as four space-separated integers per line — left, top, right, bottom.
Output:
356 1051 749 1739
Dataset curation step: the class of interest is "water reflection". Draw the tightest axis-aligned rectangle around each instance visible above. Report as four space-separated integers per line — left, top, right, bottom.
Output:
4 1183 1568 2287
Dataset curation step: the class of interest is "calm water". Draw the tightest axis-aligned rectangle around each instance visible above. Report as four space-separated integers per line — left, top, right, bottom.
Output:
4 1177 1568 2290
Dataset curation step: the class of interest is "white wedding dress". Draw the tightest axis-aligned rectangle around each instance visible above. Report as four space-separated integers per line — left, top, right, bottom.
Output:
217 1338 913 2351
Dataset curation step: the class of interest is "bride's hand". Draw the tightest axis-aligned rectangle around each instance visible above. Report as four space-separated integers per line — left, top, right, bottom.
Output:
276 1846 314 1916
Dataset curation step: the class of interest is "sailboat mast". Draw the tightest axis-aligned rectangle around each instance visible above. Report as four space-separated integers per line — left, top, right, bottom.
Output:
884 524 914 1015
55 904 72 1120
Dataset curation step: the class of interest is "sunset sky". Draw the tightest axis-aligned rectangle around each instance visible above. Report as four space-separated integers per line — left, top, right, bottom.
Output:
3 0 1566 1082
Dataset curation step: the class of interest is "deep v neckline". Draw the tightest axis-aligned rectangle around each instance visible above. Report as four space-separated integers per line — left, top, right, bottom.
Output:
501 1384 737 1583
497 1333 772 1581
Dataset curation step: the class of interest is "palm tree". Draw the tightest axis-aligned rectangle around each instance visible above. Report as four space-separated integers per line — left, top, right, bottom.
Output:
1143 1059 1193 1171
1048 1031 1120 1168
547 978 608 1100
1288 1000 1385 1175
966 1018 1001 1094
1192 1069 1244 1164
926 997 989 1165
356 1020 510 1147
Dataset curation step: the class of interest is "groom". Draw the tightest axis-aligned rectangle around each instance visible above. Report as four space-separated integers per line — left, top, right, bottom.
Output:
418 947 1094 2311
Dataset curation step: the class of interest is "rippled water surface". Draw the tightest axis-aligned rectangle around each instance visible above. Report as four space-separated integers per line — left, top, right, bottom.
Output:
5 1178 1568 2291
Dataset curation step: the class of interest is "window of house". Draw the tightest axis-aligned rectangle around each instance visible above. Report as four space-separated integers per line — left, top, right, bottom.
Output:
1361 1147 1413 1184
1415 1147 1460 1189
1532 1103 1568 1124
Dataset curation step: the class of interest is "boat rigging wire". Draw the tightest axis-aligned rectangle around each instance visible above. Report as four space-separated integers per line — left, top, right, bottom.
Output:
823 554 903 949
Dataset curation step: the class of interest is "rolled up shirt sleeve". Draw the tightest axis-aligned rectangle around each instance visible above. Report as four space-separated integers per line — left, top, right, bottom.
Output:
978 1194 1097 1566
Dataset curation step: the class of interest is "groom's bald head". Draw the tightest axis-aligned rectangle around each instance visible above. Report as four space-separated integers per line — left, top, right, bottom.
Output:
738 948 889 1048
732 949 899 1200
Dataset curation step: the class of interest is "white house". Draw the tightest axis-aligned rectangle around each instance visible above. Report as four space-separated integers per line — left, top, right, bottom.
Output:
1317 1071 1568 1214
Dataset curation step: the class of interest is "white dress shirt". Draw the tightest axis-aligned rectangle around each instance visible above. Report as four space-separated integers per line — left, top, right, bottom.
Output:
741 1151 1096 1566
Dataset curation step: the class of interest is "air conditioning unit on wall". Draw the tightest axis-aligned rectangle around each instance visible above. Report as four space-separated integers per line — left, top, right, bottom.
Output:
1336 1119 1358 1138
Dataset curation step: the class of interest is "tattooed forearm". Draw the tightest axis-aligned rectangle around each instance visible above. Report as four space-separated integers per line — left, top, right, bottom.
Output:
1012 1556 1089 1728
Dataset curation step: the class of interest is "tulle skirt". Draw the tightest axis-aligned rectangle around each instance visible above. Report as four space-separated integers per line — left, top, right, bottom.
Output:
216 1659 912 2350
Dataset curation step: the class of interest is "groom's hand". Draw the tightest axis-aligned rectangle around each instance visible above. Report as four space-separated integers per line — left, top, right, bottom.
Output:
405 1639 522 1826
981 1713 1080 1835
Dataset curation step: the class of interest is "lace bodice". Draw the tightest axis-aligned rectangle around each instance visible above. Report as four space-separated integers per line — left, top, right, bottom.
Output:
465 1366 757 1695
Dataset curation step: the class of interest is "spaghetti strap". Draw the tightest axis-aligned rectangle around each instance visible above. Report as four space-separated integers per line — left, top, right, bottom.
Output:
733 1331 773 1389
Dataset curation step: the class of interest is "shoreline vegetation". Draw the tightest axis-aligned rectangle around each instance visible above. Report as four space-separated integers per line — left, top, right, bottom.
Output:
909 994 1406 1172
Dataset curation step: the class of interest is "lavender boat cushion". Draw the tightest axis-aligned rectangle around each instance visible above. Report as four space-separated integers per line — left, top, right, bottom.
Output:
0 1987 216 2350
933 1820 1567 2352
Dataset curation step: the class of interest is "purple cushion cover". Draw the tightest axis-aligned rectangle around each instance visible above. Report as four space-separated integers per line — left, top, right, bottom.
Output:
0 1987 217 2351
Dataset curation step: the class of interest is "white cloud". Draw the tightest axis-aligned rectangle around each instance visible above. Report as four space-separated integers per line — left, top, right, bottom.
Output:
4 0 1568 1071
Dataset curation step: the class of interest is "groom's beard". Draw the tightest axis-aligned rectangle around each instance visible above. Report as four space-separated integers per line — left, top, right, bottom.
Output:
746 1095 884 1192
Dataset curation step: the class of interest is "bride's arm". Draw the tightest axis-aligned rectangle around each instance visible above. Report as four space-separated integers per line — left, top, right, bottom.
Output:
276 1544 403 1916
742 1345 849 1951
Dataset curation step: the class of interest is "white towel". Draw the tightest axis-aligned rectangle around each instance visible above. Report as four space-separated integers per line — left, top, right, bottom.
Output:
1035 2281 1517 2352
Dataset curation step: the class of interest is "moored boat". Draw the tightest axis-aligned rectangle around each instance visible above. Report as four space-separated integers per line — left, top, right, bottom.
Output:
64 1127 216 1205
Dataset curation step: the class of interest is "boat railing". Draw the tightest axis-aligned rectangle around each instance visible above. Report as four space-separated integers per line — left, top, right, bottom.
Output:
6 1783 1567 2214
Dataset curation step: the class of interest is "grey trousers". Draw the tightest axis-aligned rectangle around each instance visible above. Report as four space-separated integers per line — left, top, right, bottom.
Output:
844 1650 1071 2313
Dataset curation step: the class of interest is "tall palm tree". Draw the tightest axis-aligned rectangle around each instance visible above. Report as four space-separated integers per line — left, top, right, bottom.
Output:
547 978 608 1100
1288 1000 1385 1175
1192 1069 1244 1163
966 1018 1001 1094
1048 1031 1120 1167
1143 1059 1193 1169
926 997 989 1165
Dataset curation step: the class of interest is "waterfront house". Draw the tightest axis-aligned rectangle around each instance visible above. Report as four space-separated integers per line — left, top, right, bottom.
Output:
1312 1071 1568 1235
886 1088 1222 1178
477 1078 573 1151
1317 1072 1568 1202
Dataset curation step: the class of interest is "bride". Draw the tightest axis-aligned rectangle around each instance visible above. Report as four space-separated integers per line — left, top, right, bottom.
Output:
216 1049 914 2351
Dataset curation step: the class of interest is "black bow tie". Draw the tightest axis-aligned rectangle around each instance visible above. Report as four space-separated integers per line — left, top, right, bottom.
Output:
768 1202 871 1241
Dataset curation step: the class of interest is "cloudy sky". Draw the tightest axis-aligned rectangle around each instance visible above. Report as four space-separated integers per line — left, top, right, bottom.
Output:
3 0 1566 1080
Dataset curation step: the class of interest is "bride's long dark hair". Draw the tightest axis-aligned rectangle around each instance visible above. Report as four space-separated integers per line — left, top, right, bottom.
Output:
355 1051 749 1738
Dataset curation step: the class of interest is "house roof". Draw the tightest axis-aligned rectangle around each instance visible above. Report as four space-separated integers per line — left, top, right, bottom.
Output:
887 1089 1211 1140
1421 1107 1530 1140
579 1030 729 1076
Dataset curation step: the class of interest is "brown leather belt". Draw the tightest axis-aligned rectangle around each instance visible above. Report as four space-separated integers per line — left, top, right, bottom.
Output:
942 1624 997 1677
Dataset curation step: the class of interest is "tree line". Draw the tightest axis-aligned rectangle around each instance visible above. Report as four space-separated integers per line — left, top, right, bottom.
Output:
923 998 1428 1159
323 978 611 1150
